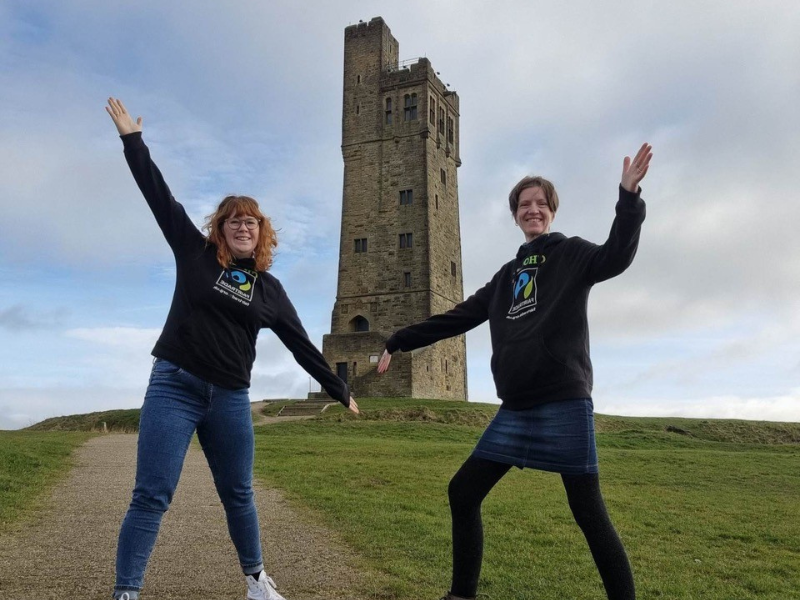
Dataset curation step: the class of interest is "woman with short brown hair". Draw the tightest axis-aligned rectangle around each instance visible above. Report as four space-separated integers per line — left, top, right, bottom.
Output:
379 143 652 600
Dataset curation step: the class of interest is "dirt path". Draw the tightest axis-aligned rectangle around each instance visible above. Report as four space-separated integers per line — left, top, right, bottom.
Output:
0 433 368 600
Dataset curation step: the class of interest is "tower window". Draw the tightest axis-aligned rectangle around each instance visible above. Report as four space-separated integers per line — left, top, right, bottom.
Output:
354 238 367 253
438 107 445 132
404 93 418 121
435 194 439 210
447 116 454 143
357 75 361 84
451 261 457 276
399 189 413 205
440 169 447 186
404 272 411 287
351 315 370 332
430 97 436 123
385 97 392 124
356 104 360 115
399 233 413 249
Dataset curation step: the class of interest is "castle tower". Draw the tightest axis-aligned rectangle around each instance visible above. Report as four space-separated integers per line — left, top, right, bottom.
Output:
319 17 467 400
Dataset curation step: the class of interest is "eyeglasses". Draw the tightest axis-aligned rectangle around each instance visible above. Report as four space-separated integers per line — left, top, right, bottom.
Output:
225 218 260 231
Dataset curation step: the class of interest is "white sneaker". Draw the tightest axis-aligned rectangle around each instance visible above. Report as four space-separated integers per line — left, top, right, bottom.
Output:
246 571 287 600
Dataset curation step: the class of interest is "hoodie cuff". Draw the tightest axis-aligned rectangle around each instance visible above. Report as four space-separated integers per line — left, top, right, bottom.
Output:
121 131 144 149
385 336 400 354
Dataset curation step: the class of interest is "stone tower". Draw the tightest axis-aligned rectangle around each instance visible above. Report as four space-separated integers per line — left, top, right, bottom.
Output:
319 16 467 400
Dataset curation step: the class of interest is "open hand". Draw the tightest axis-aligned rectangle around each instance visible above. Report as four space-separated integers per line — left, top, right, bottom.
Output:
621 143 653 193
106 97 142 135
348 397 359 414
377 349 392 374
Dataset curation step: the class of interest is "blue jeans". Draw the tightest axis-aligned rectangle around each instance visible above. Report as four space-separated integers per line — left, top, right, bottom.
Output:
114 359 263 598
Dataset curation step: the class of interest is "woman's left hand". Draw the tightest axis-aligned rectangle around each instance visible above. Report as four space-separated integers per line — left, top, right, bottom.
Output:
621 143 653 193
347 397 359 414
377 349 392 373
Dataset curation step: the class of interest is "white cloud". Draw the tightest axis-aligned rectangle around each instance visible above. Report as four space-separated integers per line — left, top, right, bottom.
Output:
66 327 161 348
600 390 800 423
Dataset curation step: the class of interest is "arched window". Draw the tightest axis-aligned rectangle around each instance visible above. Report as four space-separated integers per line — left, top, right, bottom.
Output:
350 315 370 332
404 93 418 121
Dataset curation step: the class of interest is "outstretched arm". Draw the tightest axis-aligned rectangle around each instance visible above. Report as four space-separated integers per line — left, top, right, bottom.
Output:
272 285 359 413
377 274 498 373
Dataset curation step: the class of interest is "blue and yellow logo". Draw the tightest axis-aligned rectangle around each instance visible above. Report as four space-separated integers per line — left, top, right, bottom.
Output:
227 270 252 292
508 267 538 316
514 271 535 300
215 268 258 303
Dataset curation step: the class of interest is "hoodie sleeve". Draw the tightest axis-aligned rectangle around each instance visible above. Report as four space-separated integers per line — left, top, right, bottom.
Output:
121 132 204 251
385 271 499 354
585 185 647 283
271 283 351 407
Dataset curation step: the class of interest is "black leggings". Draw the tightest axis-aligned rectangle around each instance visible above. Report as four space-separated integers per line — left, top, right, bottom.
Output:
447 455 635 599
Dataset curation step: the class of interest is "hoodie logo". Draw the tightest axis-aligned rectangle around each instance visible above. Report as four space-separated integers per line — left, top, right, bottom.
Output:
508 267 538 317
214 268 257 304
522 254 546 266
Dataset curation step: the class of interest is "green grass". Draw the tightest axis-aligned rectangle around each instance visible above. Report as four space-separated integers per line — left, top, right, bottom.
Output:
0 431 94 533
253 398 800 600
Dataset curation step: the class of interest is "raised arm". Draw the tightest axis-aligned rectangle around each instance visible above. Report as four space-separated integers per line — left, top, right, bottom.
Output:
105 97 202 249
585 143 653 283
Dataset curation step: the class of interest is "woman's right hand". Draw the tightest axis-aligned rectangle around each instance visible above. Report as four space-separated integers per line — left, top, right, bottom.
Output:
377 349 392 373
106 97 142 135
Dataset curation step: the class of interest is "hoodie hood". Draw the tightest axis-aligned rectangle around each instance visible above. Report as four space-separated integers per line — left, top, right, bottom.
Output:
515 232 566 260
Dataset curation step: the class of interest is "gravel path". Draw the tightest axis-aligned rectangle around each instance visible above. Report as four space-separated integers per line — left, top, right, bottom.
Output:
0 432 368 600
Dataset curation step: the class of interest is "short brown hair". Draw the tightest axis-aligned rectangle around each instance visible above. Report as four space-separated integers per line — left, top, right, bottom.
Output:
203 195 278 272
508 176 559 216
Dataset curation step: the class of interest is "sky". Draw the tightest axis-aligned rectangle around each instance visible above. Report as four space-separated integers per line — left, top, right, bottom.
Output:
1 0 799 429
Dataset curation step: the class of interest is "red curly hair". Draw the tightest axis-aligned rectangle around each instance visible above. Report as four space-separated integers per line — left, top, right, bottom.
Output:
203 195 278 272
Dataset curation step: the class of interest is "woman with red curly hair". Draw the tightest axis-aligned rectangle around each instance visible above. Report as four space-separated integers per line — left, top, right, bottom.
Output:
106 97 357 600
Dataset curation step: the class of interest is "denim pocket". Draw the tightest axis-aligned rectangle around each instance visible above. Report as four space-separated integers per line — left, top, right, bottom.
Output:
152 358 183 376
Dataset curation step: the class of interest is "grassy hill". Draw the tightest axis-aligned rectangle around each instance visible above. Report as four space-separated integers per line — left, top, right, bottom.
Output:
26 397 800 445
14 398 800 599
25 408 141 433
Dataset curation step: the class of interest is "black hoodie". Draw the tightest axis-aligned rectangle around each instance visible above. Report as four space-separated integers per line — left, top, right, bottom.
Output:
120 132 350 406
385 186 645 410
